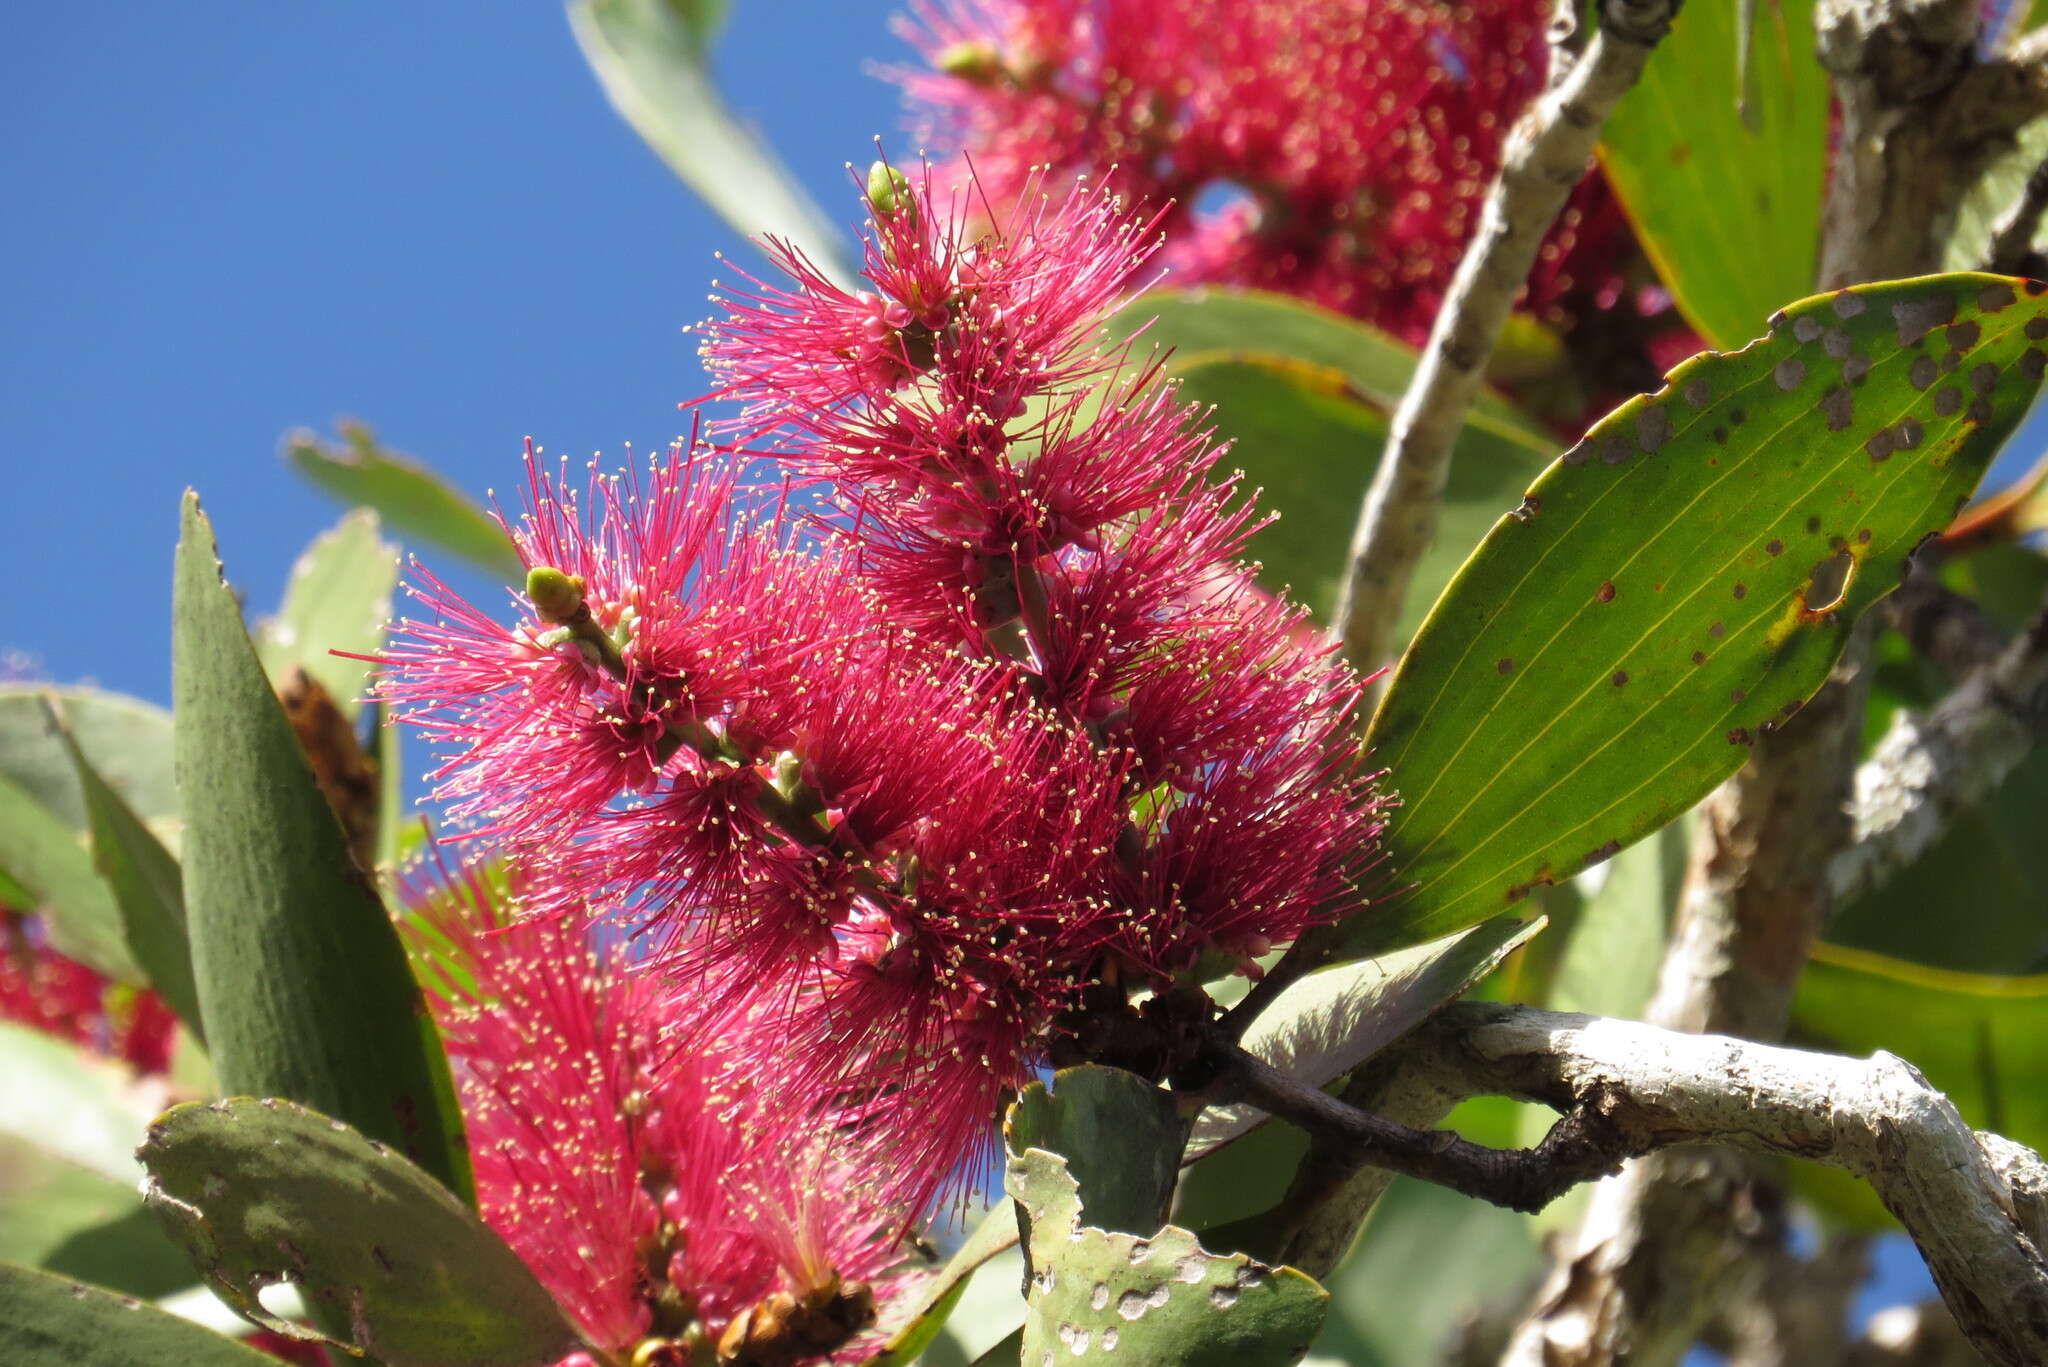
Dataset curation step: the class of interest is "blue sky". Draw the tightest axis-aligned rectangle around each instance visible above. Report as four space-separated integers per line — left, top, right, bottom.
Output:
2 2 895 702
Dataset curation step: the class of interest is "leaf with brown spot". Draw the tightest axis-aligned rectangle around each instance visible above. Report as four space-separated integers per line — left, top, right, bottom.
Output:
1338 274 2047 955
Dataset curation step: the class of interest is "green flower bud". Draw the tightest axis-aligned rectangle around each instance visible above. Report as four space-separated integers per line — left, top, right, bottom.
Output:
934 39 1003 82
525 565 587 624
866 160 915 223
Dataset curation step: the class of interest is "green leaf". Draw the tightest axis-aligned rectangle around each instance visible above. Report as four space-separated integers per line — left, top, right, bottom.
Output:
1786 945 2048 1228
1599 0 1827 349
1312 1175 1544 1367
0 1022 195 1299
1539 815 1685 1019
0 777 136 981
1170 356 1553 630
43 701 201 1039
866 1201 1020 1367
1006 1066 1184 1237
1350 274 2048 954
1006 1147 1328 1367
257 509 400 719
0 687 178 834
140 1098 582 1367
569 0 853 284
1108 288 1555 451
286 423 523 583
1188 917 1545 1158
173 493 471 1199
0 1261 277 1367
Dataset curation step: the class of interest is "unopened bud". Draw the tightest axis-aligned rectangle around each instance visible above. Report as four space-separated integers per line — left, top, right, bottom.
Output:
866 160 915 223
525 566 587 624
934 39 1003 82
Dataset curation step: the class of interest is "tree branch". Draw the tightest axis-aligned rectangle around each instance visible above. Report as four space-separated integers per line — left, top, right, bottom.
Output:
1332 0 1678 680
1204 1004 2048 1367
1986 152 2048 276
1831 590 2048 906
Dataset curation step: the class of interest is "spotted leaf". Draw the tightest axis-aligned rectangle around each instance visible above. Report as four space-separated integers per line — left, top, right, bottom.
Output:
1342 274 2048 954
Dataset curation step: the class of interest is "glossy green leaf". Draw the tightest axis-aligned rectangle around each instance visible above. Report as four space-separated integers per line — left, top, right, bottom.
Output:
1188 917 1544 1157
1350 274 2048 953
140 1098 580 1367
286 423 523 583
257 509 399 719
173 493 471 1198
569 0 853 284
1600 0 1827 349
0 1261 276 1367
1170 355 1553 630
1006 1066 1183 1236
866 1201 1020 1367
44 702 201 1038
1006 1147 1327 1367
1108 287 1554 450
1787 945 2048 1228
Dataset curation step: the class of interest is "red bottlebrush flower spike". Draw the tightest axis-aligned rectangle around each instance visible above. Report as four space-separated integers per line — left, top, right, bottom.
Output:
894 0 1554 344
406 861 909 1366
1 908 176 1074
387 165 1389 1220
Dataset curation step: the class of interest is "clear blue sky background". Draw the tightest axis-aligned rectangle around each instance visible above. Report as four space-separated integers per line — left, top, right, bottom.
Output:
0 1 1962 1348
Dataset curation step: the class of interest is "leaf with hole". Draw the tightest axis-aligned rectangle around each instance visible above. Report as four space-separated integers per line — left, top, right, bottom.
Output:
174 493 471 1198
0 1261 277 1367
140 1098 582 1367
1344 274 2048 954
1599 0 1827 349
1006 1146 1327 1367
257 509 399 720
1006 1065 1184 1237
287 424 523 583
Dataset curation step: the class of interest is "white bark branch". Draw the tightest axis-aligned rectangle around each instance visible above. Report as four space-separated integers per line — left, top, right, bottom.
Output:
1332 0 1678 679
1830 595 2048 906
1392 1003 2048 1367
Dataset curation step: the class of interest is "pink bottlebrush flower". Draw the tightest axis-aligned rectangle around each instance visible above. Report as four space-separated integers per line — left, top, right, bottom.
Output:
1 908 177 1074
894 0 1554 345
387 166 1389 1219
406 861 911 1367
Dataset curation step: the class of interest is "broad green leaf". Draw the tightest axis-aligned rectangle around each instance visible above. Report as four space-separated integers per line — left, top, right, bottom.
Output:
0 777 135 981
866 1201 1020 1367
1540 816 1685 1019
1786 945 2048 1228
141 1099 582 1367
1007 1147 1327 1367
1171 355 1553 629
0 1261 275 1367
1109 287 1555 451
1944 114 2048 273
1350 274 2048 953
569 0 853 284
145 1098 581 1367
173 493 471 1199
1311 1175 1544 1367
0 1022 193 1299
375 701 410 872
0 686 175 979
45 703 201 1039
1599 0 1827 349
1006 1066 1183 1236
257 509 399 718
1188 917 1544 1157
287 423 523 583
